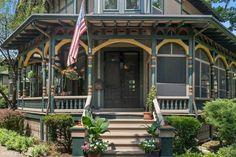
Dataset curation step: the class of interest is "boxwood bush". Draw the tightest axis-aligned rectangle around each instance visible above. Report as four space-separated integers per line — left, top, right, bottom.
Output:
203 99 236 144
166 116 202 154
43 114 74 152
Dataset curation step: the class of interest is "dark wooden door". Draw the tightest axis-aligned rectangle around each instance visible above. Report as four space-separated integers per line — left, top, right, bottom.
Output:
104 52 140 108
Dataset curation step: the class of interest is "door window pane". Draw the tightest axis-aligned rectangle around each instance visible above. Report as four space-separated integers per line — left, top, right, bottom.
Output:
126 0 140 10
104 0 118 10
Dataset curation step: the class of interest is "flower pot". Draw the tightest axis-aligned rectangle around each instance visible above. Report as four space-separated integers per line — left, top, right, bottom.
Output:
143 112 153 120
88 153 101 157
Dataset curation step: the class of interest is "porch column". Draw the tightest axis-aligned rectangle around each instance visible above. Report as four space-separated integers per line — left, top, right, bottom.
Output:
226 69 230 98
151 37 157 87
42 59 47 97
22 67 26 97
210 64 216 99
17 68 22 98
87 51 93 96
188 37 195 113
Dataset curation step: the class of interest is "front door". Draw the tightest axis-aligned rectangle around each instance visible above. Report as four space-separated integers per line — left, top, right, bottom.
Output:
104 52 140 108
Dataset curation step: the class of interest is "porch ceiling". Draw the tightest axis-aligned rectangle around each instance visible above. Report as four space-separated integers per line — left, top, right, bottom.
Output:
1 14 236 55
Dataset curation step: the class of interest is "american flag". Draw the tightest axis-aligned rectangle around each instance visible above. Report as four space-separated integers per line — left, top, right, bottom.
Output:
67 0 87 66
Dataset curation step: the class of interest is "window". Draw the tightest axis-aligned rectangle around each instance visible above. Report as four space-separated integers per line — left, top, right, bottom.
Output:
215 59 226 98
195 49 210 98
229 66 236 98
104 0 118 10
126 0 140 10
157 43 187 96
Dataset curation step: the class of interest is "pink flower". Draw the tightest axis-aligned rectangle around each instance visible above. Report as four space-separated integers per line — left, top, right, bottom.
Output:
81 143 90 151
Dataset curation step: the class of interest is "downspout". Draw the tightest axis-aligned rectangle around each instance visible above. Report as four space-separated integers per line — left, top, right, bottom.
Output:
192 22 210 116
32 22 51 116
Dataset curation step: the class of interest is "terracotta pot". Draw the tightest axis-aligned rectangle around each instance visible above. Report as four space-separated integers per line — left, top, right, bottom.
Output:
143 112 153 120
88 153 101 157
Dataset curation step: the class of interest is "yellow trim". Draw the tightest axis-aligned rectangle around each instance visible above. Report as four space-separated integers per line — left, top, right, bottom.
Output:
28 60 43 65
24 48 42 66
19 56 24 68
215 55 229 69
44 41 49 57
156 39 189 55
92 39 152 55
54 39 88 55
195 44 214 63
229 62 236 69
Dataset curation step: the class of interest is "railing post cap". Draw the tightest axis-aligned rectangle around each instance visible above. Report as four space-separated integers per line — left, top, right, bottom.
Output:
159 125 175 138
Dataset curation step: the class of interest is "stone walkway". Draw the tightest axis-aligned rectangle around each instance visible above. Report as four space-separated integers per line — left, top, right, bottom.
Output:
0 145 24 157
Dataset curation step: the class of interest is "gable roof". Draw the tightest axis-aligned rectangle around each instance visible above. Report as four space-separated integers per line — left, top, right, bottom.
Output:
188 0 222 21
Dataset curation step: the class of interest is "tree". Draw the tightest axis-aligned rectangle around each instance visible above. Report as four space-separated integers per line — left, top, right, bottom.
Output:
205 0 236 31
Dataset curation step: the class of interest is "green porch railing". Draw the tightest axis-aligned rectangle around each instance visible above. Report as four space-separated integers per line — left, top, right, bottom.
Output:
18 97 48 111
157 96 189 110
54 96 88 111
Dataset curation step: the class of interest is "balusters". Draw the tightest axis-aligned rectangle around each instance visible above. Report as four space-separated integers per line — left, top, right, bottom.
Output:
175 100 178 110
70 100 73 109
158 98 189 110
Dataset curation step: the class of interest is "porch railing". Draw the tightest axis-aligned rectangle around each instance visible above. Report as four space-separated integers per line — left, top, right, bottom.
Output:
54 96 88 111
157 96 189 110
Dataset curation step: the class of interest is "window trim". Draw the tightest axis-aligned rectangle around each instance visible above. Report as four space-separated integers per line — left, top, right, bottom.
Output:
103 0 119 12
215 60 227 98
125 0 141 11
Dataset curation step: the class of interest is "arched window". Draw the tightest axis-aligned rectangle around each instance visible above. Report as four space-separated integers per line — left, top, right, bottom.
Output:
195 49 211 98
229 65 236 98
215 59 227 98
157 43 187 96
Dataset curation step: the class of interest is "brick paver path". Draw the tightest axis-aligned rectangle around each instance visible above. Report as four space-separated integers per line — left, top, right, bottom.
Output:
0 145 24 157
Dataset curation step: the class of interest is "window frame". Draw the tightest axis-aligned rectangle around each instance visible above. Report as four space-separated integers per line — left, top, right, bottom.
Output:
215 59 227 98
195 49 211 99
103 0 119 12
229 66 236 98
125 0 141 11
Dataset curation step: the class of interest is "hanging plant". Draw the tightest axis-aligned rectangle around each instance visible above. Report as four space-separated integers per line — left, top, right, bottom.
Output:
61 68 80 80
27 70 37 79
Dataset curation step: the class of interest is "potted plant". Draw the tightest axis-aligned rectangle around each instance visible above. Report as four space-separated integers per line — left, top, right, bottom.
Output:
61 68 80 80
139 122 160 156
27 70 37 80
82 114 110 157
144 86 157 120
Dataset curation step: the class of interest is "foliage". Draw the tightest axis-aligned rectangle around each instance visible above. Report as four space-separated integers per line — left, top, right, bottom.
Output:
0 128 35 152
81 139 109 154
82 114 109 141
0 109 24 134
0 84 8 108
175 152 219 157
11 0 47 29
205 0 236 31
217 143 236 157
146 86 157 112
43 114 74 152
82 114 110 154
27 70 37 79
203 99 236 144
139 121 160 154
140 138 159 154
27 144 50 157
166 116 202 154
61 68 80 80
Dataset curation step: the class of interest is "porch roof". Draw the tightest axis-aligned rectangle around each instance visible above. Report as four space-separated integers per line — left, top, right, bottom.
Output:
1 14 236 54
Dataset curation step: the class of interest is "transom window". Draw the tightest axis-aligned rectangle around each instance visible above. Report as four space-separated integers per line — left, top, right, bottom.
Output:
157 43 187 96
214 59 226 98
229 66 236 98
104 0 118 10
195 49 211 98
126 0 140 10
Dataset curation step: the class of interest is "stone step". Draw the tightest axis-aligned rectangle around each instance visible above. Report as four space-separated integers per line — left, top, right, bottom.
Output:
102 136 149 145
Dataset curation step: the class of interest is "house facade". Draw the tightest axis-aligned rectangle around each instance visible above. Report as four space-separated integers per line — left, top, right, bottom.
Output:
1 0 236 140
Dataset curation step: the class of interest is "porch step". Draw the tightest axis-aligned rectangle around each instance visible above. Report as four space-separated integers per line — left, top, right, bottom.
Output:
93 111 144 119
102 118 156 156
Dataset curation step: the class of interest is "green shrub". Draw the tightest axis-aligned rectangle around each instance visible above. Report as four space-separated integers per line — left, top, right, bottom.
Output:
0 109 24 134
43 114 74 152
0 128 35 152
203 99 236 144
166 116 202 154
29 144 50 157
217 144 236 157
175 152 219 157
